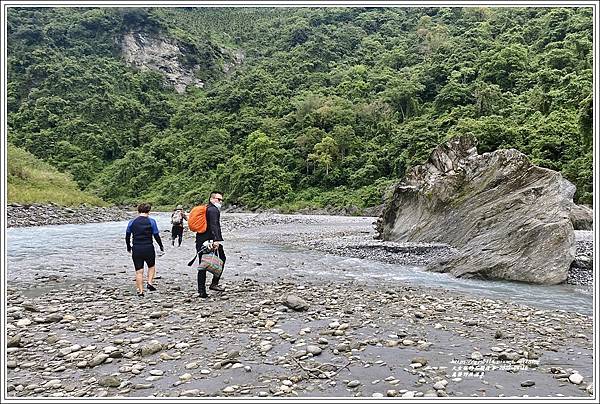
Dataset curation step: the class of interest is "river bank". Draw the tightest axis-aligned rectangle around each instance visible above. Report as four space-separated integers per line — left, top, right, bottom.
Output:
6 204 132 227
4 213 595 398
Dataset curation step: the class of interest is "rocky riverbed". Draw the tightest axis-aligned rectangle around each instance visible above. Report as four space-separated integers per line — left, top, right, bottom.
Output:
6 204 132 227
5 279 594 398
4 213 595 398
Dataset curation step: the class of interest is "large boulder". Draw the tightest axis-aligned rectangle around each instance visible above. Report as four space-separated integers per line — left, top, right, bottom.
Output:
570 204 593 230
378 135 577 285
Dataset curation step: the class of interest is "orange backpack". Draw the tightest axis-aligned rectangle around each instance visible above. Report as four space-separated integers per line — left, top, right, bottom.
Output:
188 205 207 233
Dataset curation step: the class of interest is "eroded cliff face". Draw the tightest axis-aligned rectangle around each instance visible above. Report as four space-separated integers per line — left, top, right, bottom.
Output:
120 32 205 94
377 135 580 285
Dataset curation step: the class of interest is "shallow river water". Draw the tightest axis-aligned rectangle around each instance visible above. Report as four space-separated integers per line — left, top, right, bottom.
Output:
6 213 593 315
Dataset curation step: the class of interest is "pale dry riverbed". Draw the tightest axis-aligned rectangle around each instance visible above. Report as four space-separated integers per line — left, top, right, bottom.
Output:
4 213 595 398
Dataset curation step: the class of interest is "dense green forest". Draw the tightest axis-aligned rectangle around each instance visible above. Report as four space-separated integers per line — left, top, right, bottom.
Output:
7 7 593 210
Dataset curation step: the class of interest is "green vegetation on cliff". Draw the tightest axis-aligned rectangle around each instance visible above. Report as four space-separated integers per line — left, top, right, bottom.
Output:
7 7 593 208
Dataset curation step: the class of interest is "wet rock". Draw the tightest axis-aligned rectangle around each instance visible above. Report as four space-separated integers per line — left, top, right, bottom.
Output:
521 380 535 387
347 380 361 388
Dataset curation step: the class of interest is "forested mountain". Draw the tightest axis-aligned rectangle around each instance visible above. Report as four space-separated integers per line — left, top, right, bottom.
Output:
7 7 593 209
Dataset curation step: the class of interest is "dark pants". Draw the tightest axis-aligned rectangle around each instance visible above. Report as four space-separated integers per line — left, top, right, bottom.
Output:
171 225 183 246
197 244 226 294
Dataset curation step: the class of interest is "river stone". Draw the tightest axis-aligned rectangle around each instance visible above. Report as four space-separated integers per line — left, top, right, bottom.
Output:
98 376 121 388
140 341 163 356
433 382 446 390
521 380 535 387
63 314 76 322
569 373 584 385
347 380 361 388
181 389 200 396
46 313 63 323
22 302 39 312
88 353 109 367
306 345 322 355
7 335 21 348
378 135 576 285
179 373 192 381
471 351 483 360
411 357 428 366
283 295 309 311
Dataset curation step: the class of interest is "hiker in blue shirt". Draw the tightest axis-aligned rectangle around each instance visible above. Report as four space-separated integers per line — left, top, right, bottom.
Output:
125 203 164 297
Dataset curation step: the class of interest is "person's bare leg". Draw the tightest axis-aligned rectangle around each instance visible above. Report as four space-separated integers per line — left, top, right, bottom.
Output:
147 266 156 286
135 269 144 294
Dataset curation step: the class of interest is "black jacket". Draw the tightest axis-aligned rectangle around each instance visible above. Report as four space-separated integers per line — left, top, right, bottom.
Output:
195 202 223 247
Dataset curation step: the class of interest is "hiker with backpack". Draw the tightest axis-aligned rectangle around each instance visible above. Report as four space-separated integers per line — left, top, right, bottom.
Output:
125 203 165 297
170 205 188 247
188 191 226 298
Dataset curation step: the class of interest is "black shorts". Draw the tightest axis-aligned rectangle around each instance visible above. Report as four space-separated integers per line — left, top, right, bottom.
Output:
171 225 183 238
132 245 155 270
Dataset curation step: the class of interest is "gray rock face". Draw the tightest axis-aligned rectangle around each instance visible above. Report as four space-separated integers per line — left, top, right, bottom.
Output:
121 32 204 94
378 135 577 285
570 204 593 230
